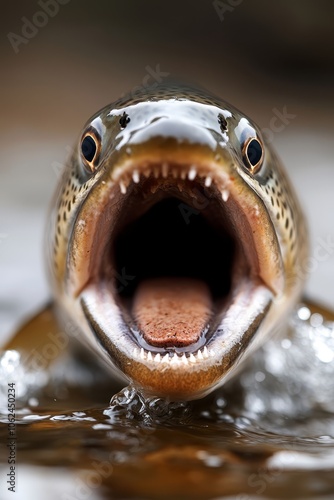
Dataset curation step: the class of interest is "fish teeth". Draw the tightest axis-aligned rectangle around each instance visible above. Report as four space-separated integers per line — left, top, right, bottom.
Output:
150 184 159 194
162 162 169 178
142 168 151 178
180 170 187 180
134 348 211 364
189 353 197 363
222 189 229 202
177 181 183 193
153 166 160 178
197 349 204 360
132 170 140 183
188 166 197 181
161 353 169 364
205 176 212 187
170 354 180 366
119 181 127 194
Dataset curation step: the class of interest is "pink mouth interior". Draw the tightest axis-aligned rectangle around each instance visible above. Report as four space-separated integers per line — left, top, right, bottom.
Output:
132 277 212 348
93 170 259 355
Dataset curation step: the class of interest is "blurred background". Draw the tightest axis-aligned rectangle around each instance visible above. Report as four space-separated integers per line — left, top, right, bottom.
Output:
1 0 334 340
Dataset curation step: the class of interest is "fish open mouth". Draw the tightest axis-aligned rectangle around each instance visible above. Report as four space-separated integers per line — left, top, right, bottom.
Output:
73 153 281 398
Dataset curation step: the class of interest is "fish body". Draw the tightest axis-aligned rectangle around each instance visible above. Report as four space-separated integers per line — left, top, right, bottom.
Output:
42 84 308 399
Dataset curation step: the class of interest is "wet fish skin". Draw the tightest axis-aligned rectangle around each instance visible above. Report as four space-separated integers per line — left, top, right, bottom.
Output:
16 84 311 399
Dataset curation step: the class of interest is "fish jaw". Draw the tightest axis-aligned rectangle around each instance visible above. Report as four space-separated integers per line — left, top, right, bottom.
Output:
60 144 285 400
80 282 272 400
47 87 308 400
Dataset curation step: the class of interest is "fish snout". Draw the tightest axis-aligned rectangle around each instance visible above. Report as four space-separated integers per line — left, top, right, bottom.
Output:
125 117 219 151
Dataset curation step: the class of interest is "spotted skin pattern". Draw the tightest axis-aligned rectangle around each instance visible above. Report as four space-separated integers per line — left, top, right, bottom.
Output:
48 84 226 286
241 154 308 292
48 83 307 296
43 83 310 399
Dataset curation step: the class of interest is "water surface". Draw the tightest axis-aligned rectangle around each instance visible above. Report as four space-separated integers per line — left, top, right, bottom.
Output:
1 306 334 499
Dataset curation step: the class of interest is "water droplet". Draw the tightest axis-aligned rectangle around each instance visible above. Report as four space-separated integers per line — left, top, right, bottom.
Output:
281 339 292 349
28 397 39 407
310 313 323 328
93 423 113 430
297 306 311 321
255 371 266 382
0 350 20 373
215 397 226 408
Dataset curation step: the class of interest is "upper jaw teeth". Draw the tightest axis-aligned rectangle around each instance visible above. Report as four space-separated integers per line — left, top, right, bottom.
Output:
119 181 127 194
133 346 211 366
188 165 197 180
132 170 140 183
114 162 230 200
161 162 169 178
222 189 229 202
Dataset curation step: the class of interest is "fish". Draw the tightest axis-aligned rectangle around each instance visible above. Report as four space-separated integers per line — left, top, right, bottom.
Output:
4 84 312 400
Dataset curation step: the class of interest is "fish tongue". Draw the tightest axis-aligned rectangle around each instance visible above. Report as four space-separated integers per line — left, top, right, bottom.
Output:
132 277 213 349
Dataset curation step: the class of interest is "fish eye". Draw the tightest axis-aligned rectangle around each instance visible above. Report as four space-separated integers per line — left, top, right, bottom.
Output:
242 137 264 173
80 130 101 172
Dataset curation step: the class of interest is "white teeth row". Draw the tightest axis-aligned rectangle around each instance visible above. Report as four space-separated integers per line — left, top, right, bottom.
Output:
117 165 230 202
133 346 211 364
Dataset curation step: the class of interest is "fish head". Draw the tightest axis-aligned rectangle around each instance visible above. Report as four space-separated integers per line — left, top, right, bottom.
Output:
47 85 308 400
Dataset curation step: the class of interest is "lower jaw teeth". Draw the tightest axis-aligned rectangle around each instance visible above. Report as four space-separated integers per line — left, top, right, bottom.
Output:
133 346 211 365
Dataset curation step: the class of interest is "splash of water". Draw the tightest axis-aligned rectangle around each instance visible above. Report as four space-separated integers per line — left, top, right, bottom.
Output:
105 385 192 426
